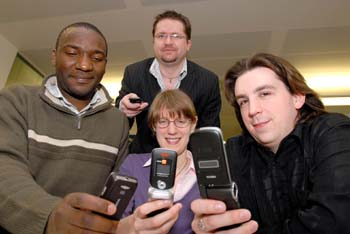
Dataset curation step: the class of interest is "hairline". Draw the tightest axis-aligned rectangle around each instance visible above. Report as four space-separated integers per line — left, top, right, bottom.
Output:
55 22 108 56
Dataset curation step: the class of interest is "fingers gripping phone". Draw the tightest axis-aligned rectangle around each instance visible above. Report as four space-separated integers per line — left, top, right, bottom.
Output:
189 127 239 210
100 172 138 220
147 148 177 217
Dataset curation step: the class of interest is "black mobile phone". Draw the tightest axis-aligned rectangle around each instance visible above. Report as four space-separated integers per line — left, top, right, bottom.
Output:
147 148 177 217
129 97 142 104
100 172 138 220
189 127 239 210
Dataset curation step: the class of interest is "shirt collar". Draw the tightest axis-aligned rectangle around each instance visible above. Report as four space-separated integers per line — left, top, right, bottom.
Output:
143 158 152 167
241 123 303 155
149 58 187 90
44 76 106 114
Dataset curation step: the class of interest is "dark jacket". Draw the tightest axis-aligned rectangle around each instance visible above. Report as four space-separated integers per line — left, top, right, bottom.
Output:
226 113 350 234
116 58 221 153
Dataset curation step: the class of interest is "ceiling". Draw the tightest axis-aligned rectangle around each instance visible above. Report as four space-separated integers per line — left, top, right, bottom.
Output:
1 0 350 137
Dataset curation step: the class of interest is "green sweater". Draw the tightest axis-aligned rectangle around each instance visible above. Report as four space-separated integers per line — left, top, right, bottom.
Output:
0 77 129 234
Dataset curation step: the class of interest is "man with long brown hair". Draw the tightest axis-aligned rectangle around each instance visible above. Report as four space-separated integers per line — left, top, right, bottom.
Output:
191 53 350 234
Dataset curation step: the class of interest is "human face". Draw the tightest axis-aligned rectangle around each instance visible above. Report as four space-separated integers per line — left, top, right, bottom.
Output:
153 19 192 66
155 110 196 157
51 27 107 108
235 67 305 153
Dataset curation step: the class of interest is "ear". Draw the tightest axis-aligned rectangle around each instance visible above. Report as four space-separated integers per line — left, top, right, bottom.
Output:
50 49 57 66
190 117 198 132
186 39 192 52
293 93 306 110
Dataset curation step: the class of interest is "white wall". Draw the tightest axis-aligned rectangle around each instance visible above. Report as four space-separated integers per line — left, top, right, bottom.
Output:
0 34 17 89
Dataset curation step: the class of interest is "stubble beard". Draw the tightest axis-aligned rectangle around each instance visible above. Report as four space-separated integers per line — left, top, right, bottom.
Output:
160 55 177 64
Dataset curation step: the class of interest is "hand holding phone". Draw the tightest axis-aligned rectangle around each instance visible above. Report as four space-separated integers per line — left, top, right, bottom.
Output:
189 127 239 210
100 172 138 220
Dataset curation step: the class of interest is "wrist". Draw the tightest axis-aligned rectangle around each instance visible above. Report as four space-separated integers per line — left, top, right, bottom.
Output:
116 215 136 234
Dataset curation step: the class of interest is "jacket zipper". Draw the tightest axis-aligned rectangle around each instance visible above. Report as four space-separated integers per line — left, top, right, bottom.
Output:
77 115 82 129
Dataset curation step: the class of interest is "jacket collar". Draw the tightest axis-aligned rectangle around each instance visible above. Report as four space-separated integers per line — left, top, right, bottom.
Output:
240 123 304 155
40 75 113 114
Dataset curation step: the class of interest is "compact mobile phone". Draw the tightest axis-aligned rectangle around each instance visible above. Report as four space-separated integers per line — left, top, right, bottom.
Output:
147 148 177 217
129 97 142 104
189 127 239 210
100 172 138 220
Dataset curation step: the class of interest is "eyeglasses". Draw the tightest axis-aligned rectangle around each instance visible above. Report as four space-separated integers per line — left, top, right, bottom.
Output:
156 118 191 128
154 33 186 41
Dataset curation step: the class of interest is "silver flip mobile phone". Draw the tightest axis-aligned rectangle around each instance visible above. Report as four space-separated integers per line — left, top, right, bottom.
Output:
147 148 177 217
100 172 138 220
189 127 239 210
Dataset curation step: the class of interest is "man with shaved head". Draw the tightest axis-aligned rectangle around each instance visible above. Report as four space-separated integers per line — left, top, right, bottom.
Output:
0 22 129 233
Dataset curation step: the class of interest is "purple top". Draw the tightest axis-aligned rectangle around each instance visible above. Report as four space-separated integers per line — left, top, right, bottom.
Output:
119 153 200 234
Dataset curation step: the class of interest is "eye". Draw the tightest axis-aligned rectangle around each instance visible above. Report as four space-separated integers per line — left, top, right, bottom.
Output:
177 119 187 124
171 33 185 39
155 34 166 39
260 91 271 97
65 50 77 56
92 55 105 62
237 99 248 107
158 119 168 124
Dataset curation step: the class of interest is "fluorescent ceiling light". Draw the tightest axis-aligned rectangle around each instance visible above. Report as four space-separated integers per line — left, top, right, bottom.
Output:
305 73 350 96
305 73 350 105
321 97 350 106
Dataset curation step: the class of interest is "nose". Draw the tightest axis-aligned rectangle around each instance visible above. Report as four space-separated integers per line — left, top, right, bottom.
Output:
76 54 93 71
248 98 262 117
164 35 173 44
167 121 177 133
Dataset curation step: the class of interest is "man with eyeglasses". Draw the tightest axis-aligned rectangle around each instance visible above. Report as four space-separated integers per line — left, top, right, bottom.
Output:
116 10 221 153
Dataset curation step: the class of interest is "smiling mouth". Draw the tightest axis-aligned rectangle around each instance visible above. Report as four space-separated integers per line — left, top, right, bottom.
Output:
253 120 269 129
166 138 180 144
162 47 176 51
73 77 94 84
71 73 93 79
